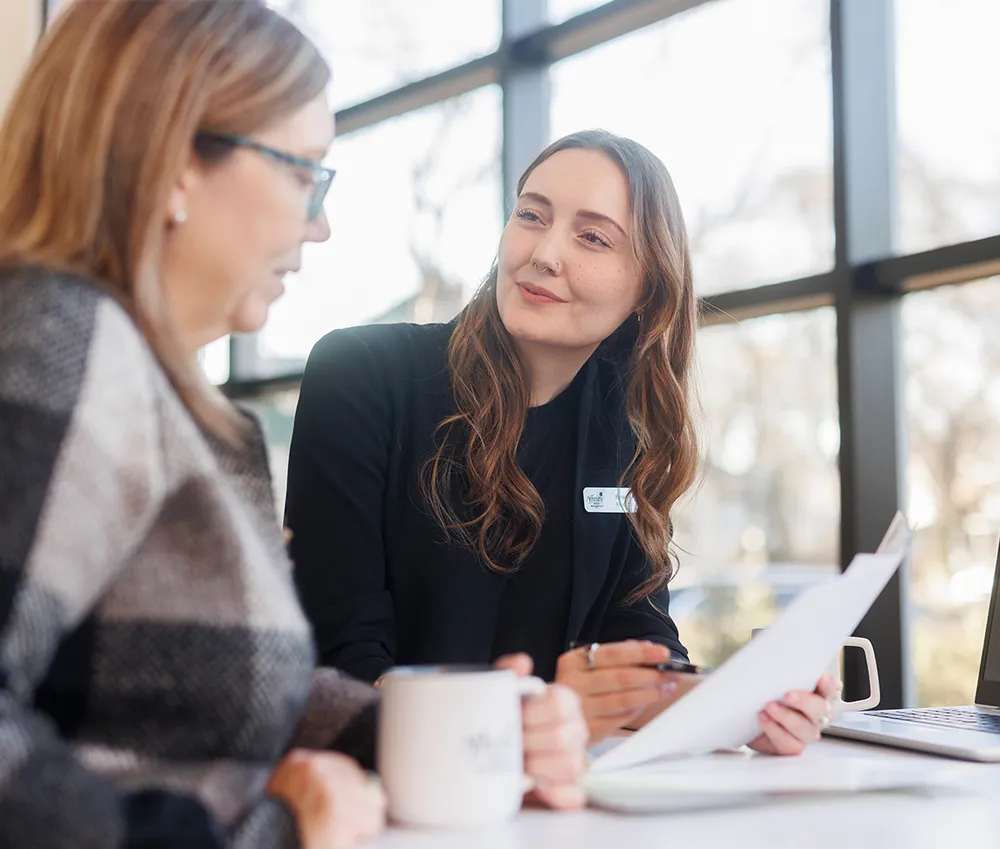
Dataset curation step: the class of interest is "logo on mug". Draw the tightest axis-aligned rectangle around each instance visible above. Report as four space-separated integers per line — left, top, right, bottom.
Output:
463 726 519 774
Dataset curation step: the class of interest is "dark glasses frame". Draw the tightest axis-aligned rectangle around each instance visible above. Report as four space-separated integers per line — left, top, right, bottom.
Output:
196 131 335 220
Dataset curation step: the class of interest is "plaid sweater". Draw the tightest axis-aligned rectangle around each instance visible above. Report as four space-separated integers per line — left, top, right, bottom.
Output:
0 267 378 849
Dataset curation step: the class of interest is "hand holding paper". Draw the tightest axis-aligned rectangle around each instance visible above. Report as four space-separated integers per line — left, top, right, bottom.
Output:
590 512 913 773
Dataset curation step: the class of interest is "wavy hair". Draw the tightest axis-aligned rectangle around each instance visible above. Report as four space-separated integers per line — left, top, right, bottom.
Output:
421 130 700 600
0 0 329 442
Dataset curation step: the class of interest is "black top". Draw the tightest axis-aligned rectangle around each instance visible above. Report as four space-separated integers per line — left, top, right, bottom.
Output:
491 370 583 681
285 320 687 684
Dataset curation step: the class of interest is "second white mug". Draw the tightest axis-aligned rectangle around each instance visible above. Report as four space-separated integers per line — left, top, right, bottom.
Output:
376 665 545 828
751 627 880 712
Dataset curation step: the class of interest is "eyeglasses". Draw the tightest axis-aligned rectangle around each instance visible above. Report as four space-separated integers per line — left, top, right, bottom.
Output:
196 131 335 220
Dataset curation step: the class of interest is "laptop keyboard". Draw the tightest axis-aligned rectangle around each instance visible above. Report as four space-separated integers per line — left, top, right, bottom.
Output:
868 707 1000 734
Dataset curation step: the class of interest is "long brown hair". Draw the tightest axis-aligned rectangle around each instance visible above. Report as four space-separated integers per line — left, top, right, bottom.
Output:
422 130 700 600
0 0 329 442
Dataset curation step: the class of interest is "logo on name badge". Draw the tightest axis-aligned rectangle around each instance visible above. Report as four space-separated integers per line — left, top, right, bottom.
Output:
583 487 636 513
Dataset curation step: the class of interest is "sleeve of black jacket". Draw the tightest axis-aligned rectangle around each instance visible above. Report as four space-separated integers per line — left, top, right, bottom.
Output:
285 328 397 683
595 528 688 661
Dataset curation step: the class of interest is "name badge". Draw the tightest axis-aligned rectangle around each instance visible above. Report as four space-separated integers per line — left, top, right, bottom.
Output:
583 487 636 514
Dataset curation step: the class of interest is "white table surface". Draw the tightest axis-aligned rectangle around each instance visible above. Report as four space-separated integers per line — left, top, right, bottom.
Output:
369 739 1000 849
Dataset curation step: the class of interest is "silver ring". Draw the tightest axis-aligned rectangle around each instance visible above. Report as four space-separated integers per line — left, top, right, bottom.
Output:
818 713 831 729
586 642 600 671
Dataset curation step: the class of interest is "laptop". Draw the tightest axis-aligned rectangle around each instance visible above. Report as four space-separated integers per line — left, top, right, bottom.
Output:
824 539 1000 762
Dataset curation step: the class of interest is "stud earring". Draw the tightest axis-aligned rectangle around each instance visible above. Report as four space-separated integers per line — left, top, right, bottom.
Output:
172 209 188 225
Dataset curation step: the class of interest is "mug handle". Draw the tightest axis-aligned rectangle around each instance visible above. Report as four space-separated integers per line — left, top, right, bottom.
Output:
833 637 880 712
517 676 548 794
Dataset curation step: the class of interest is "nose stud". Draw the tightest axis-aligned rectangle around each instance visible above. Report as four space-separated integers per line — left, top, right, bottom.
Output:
533 260 560 275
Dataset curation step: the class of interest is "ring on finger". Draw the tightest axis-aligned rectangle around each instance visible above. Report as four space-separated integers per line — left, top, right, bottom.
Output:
586 642 600 671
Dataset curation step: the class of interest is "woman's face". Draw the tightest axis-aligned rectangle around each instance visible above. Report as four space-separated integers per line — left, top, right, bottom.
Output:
162 93 335 350
496 148 643 354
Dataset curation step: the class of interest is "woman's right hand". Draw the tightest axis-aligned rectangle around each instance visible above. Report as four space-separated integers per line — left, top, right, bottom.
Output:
266 750 386 849
554 640 684 743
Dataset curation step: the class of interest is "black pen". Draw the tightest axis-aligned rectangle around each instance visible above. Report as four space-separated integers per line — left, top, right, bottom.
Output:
566 642 711 675
648 658 712 675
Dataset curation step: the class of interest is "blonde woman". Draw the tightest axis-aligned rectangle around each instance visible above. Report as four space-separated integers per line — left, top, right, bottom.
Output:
0 3 586 848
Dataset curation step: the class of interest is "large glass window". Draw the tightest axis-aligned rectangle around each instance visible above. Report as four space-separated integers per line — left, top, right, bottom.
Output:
233 0 1000 711
258 86 503 371
904 279 1000 706
672 308 840 667
550 0 834 295
896 0 1000 254
269 0 501 110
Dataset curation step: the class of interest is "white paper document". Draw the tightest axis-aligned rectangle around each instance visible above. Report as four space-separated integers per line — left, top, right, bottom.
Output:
590 512 913 773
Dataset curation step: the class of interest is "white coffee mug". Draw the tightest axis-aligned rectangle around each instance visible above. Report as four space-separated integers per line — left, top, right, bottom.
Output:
751 627 880 712
377 665 546 828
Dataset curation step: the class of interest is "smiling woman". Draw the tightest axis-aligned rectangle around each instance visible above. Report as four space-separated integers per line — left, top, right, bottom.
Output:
285 132 693 701
497 151 643 359
426 132 697 590
285 129 837 752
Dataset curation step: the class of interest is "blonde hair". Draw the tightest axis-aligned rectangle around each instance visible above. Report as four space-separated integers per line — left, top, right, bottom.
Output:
0 0 330 441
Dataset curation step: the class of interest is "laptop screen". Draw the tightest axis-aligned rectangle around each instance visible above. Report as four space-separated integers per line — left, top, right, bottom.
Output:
986 617 1000 682
975 542 1000 705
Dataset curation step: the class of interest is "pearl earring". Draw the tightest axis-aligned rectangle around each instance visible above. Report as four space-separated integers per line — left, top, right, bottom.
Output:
172 209 188 225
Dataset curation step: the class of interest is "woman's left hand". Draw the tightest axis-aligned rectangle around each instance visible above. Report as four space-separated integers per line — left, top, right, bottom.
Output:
494 653 589 810
748 673 840 756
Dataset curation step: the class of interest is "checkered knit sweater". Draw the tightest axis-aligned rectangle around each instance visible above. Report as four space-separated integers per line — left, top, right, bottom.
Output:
0 266 379 849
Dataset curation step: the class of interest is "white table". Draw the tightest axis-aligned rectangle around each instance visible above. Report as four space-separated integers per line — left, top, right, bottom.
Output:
370 739 1000 849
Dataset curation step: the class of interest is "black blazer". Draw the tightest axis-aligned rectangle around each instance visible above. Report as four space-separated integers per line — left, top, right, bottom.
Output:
285 320 686 683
